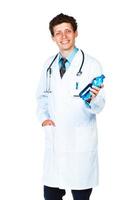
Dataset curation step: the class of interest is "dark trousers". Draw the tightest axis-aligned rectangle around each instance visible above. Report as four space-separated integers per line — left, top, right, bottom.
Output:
44 185 92 200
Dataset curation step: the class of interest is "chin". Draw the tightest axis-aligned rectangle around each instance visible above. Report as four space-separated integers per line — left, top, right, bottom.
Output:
61 45 73 51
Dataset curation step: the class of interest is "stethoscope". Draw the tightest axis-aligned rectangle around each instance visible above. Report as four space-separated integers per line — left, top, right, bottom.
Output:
44 49 85 93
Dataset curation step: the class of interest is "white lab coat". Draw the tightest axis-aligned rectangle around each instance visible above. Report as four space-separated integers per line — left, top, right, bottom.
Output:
36 50 105 189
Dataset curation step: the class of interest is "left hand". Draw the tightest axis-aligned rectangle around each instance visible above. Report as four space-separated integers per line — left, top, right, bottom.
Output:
90 84 104 100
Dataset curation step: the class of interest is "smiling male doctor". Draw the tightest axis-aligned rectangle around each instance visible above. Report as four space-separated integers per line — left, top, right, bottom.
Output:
36 13 105 200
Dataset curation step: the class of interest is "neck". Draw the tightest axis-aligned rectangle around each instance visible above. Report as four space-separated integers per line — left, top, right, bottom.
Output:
60 47 75 58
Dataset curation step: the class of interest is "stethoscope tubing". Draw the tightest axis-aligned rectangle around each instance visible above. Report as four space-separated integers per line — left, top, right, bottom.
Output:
45 49 85 92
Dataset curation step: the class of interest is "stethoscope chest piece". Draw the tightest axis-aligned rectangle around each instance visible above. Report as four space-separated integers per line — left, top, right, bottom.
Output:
76 71 82 76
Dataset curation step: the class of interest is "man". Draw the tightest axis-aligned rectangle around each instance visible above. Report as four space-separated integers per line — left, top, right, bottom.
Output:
36 13 105 200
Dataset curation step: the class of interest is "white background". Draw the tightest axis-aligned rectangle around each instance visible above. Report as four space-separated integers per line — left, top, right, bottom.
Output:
0 0 133 199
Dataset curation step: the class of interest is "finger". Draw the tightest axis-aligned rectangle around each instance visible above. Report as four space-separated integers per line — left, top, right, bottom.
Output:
47 121 55 126
51 121 56 126
90 88 99 95
42 120 55 126
91 86 100 91
92 84 104 90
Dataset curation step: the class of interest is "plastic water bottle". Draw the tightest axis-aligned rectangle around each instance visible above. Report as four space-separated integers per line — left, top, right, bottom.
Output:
79 74 105 102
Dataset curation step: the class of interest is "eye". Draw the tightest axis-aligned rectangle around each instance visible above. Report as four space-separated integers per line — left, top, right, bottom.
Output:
55 32 61 36
65 29 72 33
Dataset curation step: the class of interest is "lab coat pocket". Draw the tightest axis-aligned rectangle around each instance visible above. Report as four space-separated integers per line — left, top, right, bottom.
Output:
75 125 98 152
42 126 55 151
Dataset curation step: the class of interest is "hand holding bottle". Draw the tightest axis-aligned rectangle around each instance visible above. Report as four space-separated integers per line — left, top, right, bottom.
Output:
79 74 105 103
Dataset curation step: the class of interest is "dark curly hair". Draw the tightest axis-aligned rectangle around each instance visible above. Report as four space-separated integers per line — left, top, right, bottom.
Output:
49 13 78 36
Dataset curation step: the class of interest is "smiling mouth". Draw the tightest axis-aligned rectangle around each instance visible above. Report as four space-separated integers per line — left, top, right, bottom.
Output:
61 40 69 44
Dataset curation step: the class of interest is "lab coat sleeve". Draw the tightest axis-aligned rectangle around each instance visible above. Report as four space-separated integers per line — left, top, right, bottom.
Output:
84 58 105 114
86 88 105 114
36 59 50 125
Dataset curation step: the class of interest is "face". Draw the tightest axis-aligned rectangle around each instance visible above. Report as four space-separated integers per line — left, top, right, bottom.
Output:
52 22 78 53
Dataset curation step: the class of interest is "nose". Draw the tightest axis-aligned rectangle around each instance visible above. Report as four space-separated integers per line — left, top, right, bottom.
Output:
62 32 67 38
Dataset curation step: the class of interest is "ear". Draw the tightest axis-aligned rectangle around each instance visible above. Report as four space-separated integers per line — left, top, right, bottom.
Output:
75 30 78 38
51 35 55 42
